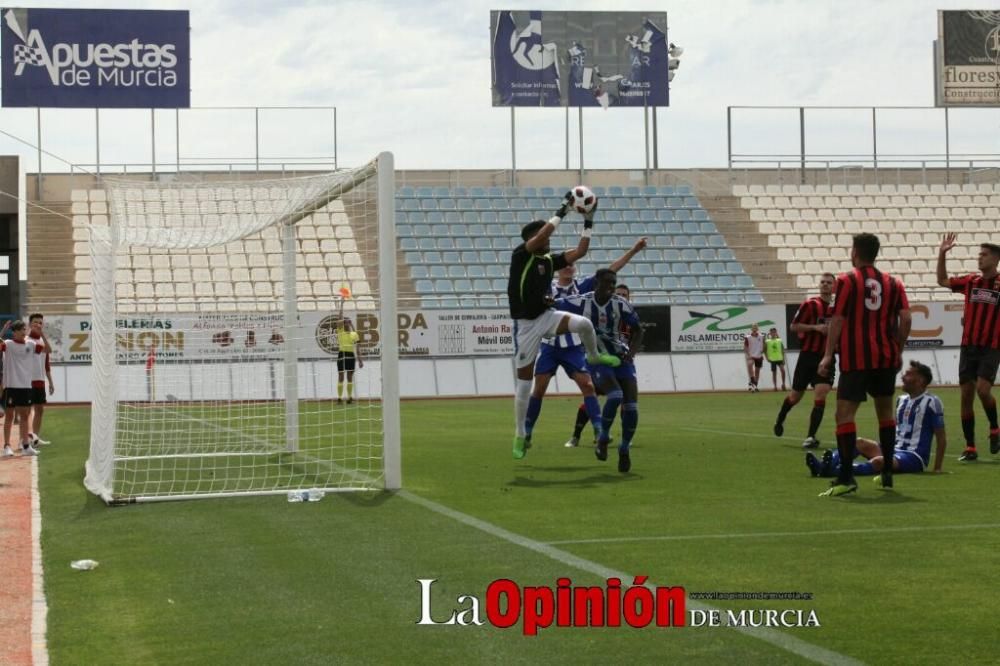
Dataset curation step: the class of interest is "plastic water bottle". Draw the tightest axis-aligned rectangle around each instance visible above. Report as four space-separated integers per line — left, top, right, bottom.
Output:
70 559 99 570
287 491 308 503
307 488 325 502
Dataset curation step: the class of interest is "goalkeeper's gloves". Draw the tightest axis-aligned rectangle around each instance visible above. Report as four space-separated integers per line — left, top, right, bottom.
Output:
583 199 599 229
555 191 573 219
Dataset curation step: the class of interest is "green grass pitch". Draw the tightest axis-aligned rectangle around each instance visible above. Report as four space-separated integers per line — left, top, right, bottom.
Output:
38 389 1000 664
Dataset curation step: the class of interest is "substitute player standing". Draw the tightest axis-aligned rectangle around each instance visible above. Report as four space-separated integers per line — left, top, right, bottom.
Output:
27 313 54 445
508 193 620 460
1 320 50 457
936 233 1000 460
744 323 764 392
773 273 836 448
818 233 911 496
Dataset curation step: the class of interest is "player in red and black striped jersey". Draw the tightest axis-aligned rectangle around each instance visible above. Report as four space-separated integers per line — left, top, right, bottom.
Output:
818 233 912 496
936 233 1000 459
773 273 836 448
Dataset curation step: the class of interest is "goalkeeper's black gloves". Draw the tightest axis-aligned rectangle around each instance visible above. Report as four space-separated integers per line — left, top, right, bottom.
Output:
555 191 573 219
583 199 599 229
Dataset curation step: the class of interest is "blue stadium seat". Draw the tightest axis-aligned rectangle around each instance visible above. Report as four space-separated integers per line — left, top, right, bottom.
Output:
690 235 708 247
690 262 707 275
540 187 556 197
699 249 717 261
521 187 538 197
680 248 698 262
699 276 717 289
491 278 506 291
408 212 426 224
453 187 468 197
684 197 699 208
402 199 420 211
461 212 478 224
469 187 486 197
708 235 726 248
680 222 699 234
707 261 725 274
475 199 490 211
421 199 438 211
736 276 754 288
635 263 653 277
473 237 491 250
600 237 621 249
455 237 473 250
485 223 502 236
664 222 682 234
439 199 456 211
405 251 422 265
416 187 433 197
457 198 473 209
494 237 514 250
426 212 444 224
662 249 681 262
415 279 434 293
642 186 658 196
625 186 641 196
590 249 608 262
491 199 509 210
657 209 674 222
718 249 736 261
496 212 514 224
639 210 657 222
693 209 709 221
418 238 436 251
674 236 690 248
675 210 692 222
663 276 681 290
515 211 532 223
410 265 429 279
502 224 518 236
488 187 504 197
726 262 743 274
400 238 418 251
444 212 461 224
657 186 675 196
433 187 450 197
468 265 486 279
673 263 690 275
429 224 446 236
604 210 623 223
618 264 635 277
507 198 525 209
467 223 485 236
434 279 455 293
441 251 460 264
479 250 498 263
672 294 689 305
438 237 455 250
397 224 413 237
680 276 698 289
642 276 660 290
430 265 447 279
653 235 672 248
454 279 473 293
472 278 493 294
486 265 505 278
649 196 665 207
398 186 415 197
653 262 671 275
607 186 623 196
676 185 692 195
459 251 477 264
718 275 736 289
631 197 647 209
700 222 717 234
479 296 499 307
424 251 443 264
525 198 543 210
630 222 647 235
743 292 765 305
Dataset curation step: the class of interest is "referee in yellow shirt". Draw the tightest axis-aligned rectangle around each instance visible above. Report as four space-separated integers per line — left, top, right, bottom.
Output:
336 318 364 404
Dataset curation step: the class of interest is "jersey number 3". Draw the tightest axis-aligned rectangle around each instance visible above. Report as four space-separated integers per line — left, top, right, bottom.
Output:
864 278 883 311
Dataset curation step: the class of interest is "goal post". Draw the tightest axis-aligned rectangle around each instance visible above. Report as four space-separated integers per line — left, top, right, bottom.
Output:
83 152 400 503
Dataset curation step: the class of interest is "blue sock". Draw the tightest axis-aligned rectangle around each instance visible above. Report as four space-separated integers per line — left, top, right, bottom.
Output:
620 403 638 452
584 395 602 435
525 396 543 436
852 462 875 476
600 390 623 442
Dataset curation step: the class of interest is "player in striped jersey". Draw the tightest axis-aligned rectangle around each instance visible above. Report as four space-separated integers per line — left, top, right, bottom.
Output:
773 273 835 448
524 239 646 449
818 233 911 496
936 233 1000 460
556 269 644 472
806 361 947 479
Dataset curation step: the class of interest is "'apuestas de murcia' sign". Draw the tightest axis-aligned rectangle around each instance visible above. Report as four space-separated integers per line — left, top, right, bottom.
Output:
1 7 190 108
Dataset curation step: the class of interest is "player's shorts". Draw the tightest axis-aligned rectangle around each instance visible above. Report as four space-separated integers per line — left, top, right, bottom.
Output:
589 360 637 387
768 359 785 371
4 388 32 409
958 345 1000 384
337 351 356 372
792 351 836 392
513 310 567 369
749 357 763 369
30 386 46 405
892 450 927 474
535 343 588 378
837 368 899 403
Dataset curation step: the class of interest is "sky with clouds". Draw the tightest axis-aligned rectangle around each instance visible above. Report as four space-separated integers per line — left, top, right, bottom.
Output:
0 0 997 174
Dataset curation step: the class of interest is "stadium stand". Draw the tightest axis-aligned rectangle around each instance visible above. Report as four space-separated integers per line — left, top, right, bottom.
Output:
734 182 1000 300
395 185 764 307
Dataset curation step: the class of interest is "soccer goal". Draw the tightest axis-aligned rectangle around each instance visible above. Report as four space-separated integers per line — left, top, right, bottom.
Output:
83 152 400 504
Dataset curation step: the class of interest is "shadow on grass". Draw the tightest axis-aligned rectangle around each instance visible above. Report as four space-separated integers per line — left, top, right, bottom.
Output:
508 472 641 489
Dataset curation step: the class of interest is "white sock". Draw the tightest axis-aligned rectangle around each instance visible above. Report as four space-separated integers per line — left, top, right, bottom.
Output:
566 313 599 357
514 378 533 437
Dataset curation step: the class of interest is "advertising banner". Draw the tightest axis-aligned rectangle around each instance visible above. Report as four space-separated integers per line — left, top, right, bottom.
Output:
670 305 787 352
491 10 670 107
1 8 190 108
937 10 1000 107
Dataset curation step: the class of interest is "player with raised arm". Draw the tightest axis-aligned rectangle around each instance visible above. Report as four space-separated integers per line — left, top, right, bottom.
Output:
565 281 636 447
557 269 644 472
1 320 50 457
936 234 1000 460
774 273 836 448
524 238 647 448
806 361 947 478
27 313 54 445
508 193 621 460
335 317 364 405
818 233 911 496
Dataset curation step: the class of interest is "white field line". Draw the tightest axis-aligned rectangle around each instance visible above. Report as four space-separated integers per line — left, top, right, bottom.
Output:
31 456 49 666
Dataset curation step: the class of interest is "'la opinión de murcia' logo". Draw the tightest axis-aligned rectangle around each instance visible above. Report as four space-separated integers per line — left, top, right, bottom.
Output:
4 9 179 88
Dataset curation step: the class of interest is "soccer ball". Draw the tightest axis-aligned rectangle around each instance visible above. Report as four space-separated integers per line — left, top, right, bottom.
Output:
570 185 598 215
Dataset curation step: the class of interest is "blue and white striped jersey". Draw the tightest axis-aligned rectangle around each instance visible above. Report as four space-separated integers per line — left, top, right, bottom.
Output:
544 275 596 348
555 293 640 357
894 392 945 464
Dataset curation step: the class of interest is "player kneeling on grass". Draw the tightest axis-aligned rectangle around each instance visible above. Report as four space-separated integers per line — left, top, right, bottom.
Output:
1 320 50 458
556 269 643 473
508 194 621 460
806 361 947 482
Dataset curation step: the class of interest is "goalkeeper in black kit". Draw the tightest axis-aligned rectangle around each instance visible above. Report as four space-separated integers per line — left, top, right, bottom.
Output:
508 191 620 460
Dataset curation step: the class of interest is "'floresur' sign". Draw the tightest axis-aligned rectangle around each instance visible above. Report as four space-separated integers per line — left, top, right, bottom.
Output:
1 7 190 108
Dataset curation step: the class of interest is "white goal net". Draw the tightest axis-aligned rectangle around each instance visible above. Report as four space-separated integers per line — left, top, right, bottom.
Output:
83 152 400 503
